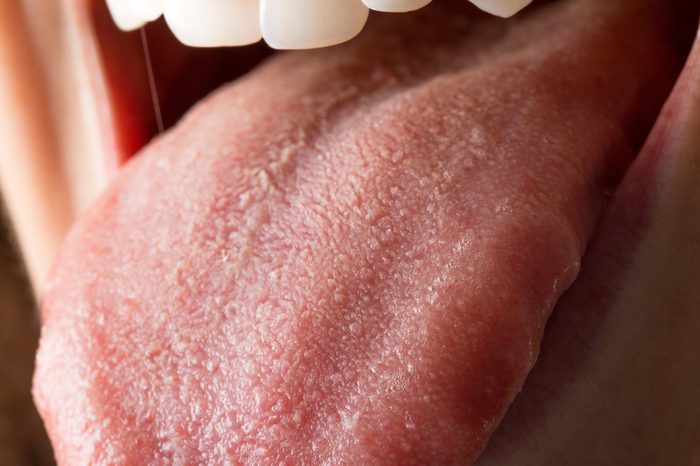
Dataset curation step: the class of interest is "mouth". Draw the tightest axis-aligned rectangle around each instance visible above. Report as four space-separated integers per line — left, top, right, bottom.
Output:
33 0 699 464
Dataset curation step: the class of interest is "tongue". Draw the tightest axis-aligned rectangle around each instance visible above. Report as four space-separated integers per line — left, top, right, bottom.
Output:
34 1 688 464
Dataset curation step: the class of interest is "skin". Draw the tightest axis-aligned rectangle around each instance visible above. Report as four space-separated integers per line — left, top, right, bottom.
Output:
1 0 699 464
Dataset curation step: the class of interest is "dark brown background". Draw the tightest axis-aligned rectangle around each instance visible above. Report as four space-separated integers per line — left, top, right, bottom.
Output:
0 204 54 465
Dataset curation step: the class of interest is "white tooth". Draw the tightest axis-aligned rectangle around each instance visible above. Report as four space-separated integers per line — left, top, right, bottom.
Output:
105 0 147 31
469 0 533 18
164 0 262 47
126 0 165 22
261 0 369 50
361 0 431 13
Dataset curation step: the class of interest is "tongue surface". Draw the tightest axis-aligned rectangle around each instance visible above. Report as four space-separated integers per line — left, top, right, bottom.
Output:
34 1 686 464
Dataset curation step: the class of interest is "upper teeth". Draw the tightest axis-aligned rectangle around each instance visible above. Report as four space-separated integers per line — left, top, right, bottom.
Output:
260 0 369 50
128 0 165 23
105 0 534 49
361 0 433 14
105 0 148 31
164 0 262 47
469 0 533 18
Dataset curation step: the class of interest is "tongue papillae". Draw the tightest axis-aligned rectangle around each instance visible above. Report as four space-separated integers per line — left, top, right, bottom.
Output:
33 0 692 464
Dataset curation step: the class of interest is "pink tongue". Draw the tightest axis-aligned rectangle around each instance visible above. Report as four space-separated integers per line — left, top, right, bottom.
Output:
34 1 687 464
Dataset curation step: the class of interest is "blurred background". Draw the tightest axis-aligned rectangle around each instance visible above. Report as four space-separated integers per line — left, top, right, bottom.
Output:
0 205 54 466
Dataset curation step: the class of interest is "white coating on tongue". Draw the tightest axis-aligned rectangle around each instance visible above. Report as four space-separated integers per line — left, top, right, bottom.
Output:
36 2 685 464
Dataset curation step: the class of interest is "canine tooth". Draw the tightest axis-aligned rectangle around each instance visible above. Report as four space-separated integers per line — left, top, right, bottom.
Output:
105 0 146 31
469 0 533 18
361 0 431 13
261 0 369 50
164 0 262 47
126 0 164 22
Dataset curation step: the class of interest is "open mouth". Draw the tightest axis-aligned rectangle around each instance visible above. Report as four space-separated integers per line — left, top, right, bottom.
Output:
32 0 700 464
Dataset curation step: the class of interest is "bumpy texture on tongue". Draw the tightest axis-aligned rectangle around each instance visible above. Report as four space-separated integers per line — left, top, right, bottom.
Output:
34 1 683 464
